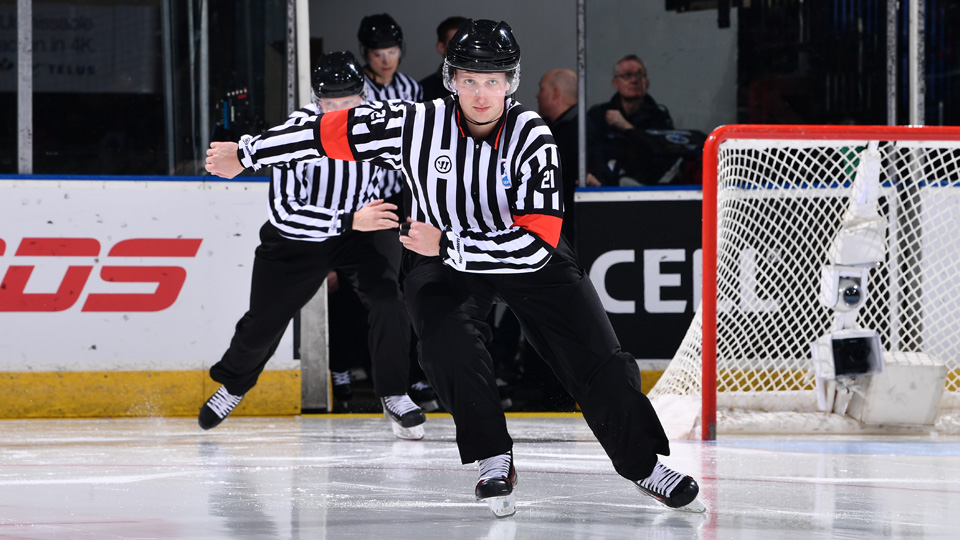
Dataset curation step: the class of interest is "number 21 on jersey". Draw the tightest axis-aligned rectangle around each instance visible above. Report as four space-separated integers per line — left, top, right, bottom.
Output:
540 169 556 190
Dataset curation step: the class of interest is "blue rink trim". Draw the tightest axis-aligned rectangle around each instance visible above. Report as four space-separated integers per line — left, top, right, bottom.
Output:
714 439 960 456
0 174 269 183
580 185 702 192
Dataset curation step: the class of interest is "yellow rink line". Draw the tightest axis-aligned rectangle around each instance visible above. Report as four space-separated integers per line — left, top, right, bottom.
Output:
0 370 301 419
302 412 585 420
0 369 665 419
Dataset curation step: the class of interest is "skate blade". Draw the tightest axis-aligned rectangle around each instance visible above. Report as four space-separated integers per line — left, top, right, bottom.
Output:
483 493 516 518
669 497 707 514
390 422 424 440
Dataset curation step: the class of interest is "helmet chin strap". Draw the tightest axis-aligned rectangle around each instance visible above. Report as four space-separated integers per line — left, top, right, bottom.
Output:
463 116 500 126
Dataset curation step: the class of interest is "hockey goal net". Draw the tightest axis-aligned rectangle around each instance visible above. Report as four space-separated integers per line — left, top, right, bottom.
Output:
648 125 960 440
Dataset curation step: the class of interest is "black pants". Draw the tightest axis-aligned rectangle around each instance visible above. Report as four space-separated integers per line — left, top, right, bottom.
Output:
210 222 411 397
328 191 426 385
402 237 669 481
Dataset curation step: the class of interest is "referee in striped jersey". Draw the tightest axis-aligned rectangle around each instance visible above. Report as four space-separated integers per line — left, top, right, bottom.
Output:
198 51 427 441
207 20 704 516
357 13 423 205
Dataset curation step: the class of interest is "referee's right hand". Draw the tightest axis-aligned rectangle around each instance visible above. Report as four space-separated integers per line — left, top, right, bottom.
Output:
353 200 400 231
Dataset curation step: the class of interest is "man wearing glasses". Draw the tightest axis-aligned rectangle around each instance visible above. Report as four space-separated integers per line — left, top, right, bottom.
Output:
586 55 675 187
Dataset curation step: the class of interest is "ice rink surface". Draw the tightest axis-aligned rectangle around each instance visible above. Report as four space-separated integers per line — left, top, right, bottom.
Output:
0 414 957 539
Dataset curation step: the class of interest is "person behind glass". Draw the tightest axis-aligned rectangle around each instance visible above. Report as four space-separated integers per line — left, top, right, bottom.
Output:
344 13 438 408
420 16 467 102
198 51 427 441
357 13 423 206
586 54 674 187
356 12 423 212
205 19 704 519
536 68 579 244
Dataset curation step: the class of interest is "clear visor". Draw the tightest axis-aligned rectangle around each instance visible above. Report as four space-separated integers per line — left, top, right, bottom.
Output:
367 46 401 62
317 94 364 113
443 62 520 95
452 72 510 98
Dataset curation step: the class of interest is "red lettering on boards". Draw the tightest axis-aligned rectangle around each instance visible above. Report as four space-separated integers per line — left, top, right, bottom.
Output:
0 238 202 313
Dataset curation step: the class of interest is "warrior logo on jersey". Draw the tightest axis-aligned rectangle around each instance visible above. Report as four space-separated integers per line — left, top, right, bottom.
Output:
500 160 510 188
434 155 452 174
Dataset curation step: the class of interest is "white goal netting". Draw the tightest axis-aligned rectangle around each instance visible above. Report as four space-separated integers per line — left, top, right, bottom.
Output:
649 129 960 437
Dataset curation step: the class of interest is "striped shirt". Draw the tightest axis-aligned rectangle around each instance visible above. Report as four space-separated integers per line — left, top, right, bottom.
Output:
238 96 563 274
363 70 423 200
267 102 383 242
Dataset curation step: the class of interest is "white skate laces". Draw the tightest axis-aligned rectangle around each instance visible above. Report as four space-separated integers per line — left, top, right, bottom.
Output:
410 381 431 392
382 394 421 417
380 395 426 440
639 461 685 498
635 460 705 513
331 370 352 386
206 386 244 418
476 451 517 518
198 386 246 430
478 451 513 482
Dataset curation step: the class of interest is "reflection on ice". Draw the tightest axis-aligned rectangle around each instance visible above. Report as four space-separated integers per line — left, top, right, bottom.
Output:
0 415 956 539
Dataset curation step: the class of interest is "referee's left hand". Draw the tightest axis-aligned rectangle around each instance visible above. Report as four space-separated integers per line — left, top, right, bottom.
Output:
399 218 441 256
353 200 399 231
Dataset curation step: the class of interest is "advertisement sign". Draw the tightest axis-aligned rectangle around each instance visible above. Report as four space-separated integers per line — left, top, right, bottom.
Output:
0 4 160 93
0 177 296 373
574 189 702 362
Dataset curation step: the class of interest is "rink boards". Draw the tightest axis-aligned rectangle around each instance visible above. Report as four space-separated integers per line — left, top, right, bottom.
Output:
0 176 299 418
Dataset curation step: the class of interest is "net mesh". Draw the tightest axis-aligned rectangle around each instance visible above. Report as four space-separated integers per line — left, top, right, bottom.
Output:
649 136 960 432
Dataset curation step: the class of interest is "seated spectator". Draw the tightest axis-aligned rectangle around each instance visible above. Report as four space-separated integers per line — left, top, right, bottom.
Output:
586 54 679 187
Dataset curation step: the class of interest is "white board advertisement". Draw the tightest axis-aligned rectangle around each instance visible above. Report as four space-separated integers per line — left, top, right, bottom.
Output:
0 178 296 373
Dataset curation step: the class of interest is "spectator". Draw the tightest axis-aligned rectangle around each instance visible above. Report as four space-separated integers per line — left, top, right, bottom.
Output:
536 68 579 243
420 16 468 102
586 55 676 187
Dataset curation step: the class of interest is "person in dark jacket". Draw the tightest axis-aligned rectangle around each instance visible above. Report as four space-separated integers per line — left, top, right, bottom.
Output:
586 55 676 187
419 16 467 102
536 68 579 243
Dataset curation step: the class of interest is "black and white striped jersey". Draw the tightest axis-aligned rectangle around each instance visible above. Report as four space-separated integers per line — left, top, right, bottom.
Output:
363 71 423 200
267 102 383 242
364 70 423 102
237 96 563 273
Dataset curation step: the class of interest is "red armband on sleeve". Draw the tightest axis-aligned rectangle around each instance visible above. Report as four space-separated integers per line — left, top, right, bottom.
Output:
319 110 355 161
512 214 562 248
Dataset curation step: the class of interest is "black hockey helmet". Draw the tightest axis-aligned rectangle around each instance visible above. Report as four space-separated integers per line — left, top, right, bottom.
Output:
443 19 521 94
311 51 367 100
358 13 403 52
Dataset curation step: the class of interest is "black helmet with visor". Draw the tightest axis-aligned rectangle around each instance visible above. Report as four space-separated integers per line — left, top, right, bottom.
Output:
358 13 404 54
311 51 367 101
442 19 521 95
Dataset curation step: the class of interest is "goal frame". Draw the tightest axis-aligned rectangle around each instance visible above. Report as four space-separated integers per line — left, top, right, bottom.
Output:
700 124 960 441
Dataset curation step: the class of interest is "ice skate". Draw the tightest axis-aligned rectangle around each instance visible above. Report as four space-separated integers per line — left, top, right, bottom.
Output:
634 460 706 513
408 380 440 412
198 385 245 430
331 370 353 402
381 395 426 440
476 450 518 518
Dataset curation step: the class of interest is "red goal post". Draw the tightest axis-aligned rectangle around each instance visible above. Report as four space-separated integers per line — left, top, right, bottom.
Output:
653 124 960 441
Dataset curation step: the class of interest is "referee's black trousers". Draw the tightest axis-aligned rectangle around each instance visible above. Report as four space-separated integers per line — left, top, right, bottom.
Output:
211 222 410 397
402 237 670 482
